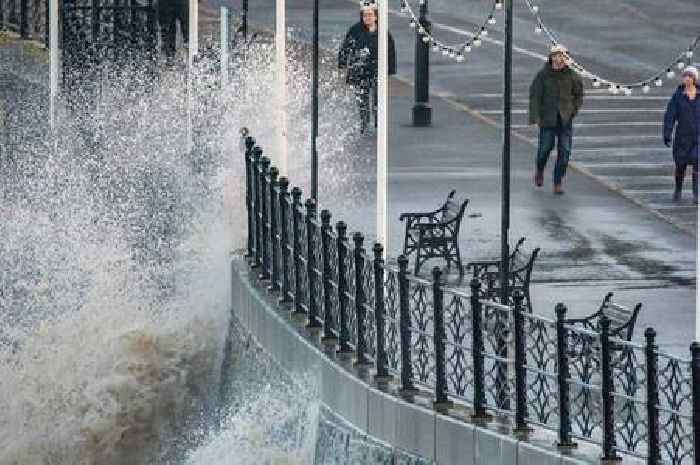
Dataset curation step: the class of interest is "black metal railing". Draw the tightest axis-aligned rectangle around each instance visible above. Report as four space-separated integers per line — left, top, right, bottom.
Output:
0 0 49 45
242 130 696 465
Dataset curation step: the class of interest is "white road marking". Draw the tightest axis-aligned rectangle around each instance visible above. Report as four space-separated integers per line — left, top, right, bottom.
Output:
580 162 674 169
465 93 669 101
477 109 665 114
513 122 661 129
575 147 666 152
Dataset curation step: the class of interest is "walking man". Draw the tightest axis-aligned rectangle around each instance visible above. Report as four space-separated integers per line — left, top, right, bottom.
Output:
529 45 584 194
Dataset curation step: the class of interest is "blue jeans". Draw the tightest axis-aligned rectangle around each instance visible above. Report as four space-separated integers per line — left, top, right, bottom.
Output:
536 115 573 186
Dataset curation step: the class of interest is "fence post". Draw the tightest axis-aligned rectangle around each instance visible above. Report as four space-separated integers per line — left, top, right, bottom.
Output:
268 166 280 292
432 267 450 410
691 342 700 465
513 290 528 432
320 210 337 343
645 328 660 465
373 243 390 381
398 255 417 394
278 177 292 304
45 0 50 46
471 278 487 420
336 222 352 354
306 199 322 329
353 232 370 365
251 147 263 268
555 303 576 448
258 157 271 280
19 0 27 38
244 136 256 259
291 187 305 318
600 316 619 461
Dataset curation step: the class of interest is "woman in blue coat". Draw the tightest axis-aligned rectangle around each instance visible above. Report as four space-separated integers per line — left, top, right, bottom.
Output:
663 66 699 203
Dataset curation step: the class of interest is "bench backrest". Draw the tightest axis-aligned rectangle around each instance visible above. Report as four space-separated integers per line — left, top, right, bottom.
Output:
598 293 642 341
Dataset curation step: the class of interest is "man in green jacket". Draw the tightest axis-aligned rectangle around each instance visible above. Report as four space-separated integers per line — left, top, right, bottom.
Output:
529 45 584 194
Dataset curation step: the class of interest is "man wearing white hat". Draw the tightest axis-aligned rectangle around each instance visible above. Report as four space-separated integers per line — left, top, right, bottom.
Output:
529 45 584 194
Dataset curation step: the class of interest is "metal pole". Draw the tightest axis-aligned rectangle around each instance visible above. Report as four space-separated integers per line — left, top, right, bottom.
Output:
377 0 388 256
692 342 700 465
500 0 512 304
187 0 198 155
311 0 318 200
412 0 431 126
220 6 229 86
276 0 288 175
49 0 58 141
241 0 247 39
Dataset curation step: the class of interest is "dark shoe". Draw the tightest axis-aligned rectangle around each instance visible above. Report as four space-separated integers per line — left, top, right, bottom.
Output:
534 171 543 187
672 190 682 202
553 184 565 195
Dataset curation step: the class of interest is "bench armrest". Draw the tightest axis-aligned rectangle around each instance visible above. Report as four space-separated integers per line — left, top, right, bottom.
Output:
399 209 442 221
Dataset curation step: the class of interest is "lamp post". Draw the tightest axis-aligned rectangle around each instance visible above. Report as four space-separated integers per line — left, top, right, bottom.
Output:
377 0 388 254
241 0 247 40
500 0 513 304
310 0 319 200
412 0 431 126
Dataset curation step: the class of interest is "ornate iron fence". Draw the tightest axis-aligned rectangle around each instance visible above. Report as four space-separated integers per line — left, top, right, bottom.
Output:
242 131 697 465
0 0 48 44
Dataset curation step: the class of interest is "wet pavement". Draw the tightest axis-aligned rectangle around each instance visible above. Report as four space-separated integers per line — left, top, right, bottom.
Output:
199 0 698 354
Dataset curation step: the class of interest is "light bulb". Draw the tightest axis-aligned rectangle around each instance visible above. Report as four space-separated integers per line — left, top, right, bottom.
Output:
473 38 482 46
655 78 663 87
666 69 675 78
464 45 472 53
642 84 650 93
456 54 465 62
532 5 539 12
488 16 496 25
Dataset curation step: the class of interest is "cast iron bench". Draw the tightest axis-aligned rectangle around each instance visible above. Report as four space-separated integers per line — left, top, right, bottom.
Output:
567 292 643 342
466 237 540 313
399 190 469 276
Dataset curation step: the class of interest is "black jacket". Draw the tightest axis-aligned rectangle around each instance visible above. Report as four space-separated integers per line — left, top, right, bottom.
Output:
338 21 396 83
663 84 700 163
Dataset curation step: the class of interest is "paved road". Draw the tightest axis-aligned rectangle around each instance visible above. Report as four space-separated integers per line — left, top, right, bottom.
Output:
204 0 699 234
196 0 698 353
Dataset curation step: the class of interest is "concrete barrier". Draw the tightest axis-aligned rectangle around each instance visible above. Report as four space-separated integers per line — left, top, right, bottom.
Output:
231 256 604 465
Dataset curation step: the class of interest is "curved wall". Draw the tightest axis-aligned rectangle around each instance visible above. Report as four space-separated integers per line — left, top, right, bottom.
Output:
231 256 599 465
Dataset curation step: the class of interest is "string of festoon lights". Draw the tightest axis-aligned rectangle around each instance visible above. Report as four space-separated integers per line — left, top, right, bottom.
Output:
523 0 699 95
398 0 505 63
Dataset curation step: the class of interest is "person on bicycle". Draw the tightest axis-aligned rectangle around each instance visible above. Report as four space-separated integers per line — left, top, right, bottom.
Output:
338 1 397 132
